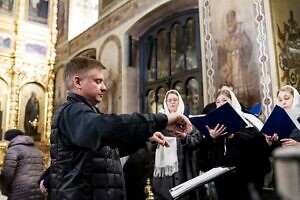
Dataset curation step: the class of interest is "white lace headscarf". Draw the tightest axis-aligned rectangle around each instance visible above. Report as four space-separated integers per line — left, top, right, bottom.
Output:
162 89 185 114
220 87 264 131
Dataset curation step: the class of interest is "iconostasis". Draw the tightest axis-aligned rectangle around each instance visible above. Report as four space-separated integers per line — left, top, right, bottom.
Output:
0 0 58 167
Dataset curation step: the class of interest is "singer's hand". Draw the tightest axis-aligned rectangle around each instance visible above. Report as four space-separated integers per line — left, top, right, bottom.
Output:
206 124 227 139
280 138 300 147
40 180 48 194
264 133 278 145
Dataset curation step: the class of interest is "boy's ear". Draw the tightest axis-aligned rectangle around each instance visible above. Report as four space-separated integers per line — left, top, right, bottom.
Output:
73 76 81 89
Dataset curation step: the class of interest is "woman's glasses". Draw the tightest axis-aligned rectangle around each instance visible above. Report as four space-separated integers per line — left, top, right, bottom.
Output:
167 98 179 103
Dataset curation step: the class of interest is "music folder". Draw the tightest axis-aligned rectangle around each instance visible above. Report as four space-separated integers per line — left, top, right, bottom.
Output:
189 103 247 135
261 105 300 139
169 166 236 200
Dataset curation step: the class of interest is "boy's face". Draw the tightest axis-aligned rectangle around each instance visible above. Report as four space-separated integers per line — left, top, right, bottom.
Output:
79 68 107 105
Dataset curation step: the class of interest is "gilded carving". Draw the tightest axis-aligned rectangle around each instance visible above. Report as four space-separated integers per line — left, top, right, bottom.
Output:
0 0 57 166
271 0 300 90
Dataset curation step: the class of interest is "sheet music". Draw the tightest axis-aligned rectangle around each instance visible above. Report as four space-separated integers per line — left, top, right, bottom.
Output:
169 167 234 199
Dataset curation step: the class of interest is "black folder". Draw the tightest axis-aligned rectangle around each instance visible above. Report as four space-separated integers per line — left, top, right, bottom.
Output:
169 166 236 200
189 103 247 135
261 105 300 139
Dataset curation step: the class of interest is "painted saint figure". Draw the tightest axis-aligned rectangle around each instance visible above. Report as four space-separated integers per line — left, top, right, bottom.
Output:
218 10 252 107
24 92 40 136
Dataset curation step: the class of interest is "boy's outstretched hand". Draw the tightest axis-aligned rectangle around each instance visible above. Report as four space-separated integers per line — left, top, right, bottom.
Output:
165 113 193 137
149 132 170 147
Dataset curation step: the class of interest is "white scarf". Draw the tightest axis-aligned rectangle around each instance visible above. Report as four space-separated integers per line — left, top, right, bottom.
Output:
153 137 178 177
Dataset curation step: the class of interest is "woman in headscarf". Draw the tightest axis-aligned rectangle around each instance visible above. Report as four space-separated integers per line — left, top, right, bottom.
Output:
266 85 300 146
152 89 204 200
203 88 270 200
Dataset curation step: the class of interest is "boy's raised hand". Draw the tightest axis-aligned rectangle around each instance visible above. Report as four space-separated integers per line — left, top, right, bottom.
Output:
166 113 193 137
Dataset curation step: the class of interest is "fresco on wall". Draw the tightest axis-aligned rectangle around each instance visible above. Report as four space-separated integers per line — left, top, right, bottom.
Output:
28 0 49 24
0 0 14 15
210 0 261 108
271 0 300 90
19 83 45 141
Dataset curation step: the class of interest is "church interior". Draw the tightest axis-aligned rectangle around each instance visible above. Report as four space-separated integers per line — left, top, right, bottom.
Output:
0 0 299 199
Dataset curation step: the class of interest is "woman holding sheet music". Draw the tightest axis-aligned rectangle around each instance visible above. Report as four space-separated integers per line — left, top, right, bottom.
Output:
152 90 204 200
266 85 300 147
202 88 270 200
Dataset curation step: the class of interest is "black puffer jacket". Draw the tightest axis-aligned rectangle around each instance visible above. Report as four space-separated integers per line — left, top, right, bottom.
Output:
92 146 125 200
1 135 43 200
50 93 168 200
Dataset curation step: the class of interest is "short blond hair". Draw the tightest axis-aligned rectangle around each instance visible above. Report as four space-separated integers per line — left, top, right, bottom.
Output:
64 57 106 90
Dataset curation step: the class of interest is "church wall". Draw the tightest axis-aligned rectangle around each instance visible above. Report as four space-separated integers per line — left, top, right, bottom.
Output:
55 0 299 118
55 0 198 114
